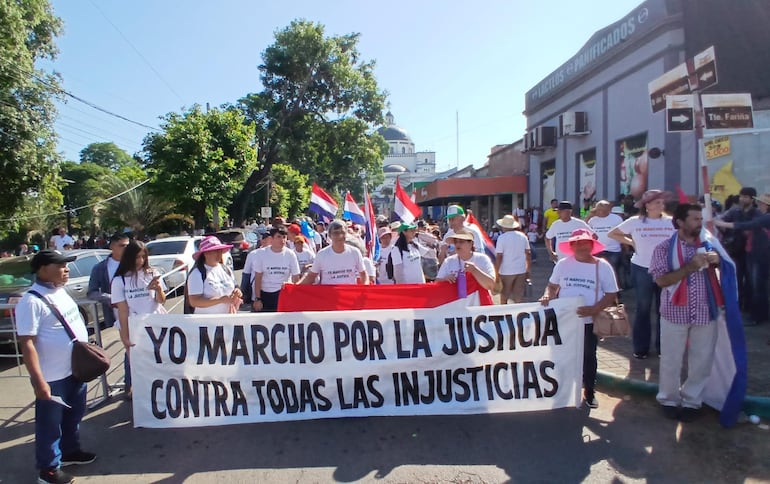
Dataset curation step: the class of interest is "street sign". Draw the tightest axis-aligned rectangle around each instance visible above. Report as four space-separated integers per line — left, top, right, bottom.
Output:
648 63 691 113
666 94 694 132
260 206 272 219
692 45 718 91
702 93 754 130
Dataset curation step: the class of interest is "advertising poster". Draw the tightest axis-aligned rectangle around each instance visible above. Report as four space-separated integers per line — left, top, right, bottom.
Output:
541 160 556 209
617 133 648 200
577 148 597 203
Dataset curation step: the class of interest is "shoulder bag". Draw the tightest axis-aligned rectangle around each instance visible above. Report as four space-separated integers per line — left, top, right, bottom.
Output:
592 262 630 338
29 290 111 382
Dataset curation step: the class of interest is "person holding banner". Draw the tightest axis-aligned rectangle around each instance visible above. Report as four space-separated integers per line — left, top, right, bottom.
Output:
300 219 369 285
539 228 619 409
111 240 167 399
187 236 242 314
435 229 496 291
390 222 427 284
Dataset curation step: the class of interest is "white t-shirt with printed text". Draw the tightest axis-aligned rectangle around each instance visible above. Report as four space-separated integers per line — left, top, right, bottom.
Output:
254 247 300 293
545 218 591 260
311 244 365 285
187 264 236 314
588 214 624 253
391 243 426 284
111 270 167 329
614 215 675 268
15 283 89 381
436 252 496 281
549 257 619 324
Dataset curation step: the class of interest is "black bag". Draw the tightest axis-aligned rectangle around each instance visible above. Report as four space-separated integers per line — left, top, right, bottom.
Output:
183 268 207 314
385 253 394 280
29 291 111 383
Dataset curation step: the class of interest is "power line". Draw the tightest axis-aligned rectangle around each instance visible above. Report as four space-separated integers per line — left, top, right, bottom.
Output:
88 0 186 105
59 113 146 146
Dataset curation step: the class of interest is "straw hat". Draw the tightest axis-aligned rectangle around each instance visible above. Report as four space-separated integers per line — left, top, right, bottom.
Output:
496 214 520 230
754 193 770 206
634 189 672 208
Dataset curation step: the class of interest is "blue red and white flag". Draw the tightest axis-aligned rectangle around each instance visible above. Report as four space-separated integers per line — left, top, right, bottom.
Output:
309 183 338 222
343 192 366 226
466 212 497 261
393 177 421 224
363 187 380 261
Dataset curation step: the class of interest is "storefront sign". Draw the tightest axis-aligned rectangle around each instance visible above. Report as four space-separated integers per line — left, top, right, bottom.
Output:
525 0 669 112
702 93 754 130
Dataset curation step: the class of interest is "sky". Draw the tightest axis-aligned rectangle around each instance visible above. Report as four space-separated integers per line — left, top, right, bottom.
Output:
43 0 643 172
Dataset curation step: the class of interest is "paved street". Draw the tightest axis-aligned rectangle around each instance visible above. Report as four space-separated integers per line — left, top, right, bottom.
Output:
2 255 770 482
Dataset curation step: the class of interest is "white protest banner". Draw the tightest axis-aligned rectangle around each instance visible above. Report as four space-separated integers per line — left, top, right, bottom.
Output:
129 298 585 428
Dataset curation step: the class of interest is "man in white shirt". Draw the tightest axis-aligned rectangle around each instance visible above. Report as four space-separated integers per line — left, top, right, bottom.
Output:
301 219 368 285
440 205 485 263
587 200 624 269
494 215 531 304
16 250 97 483
252 226 301 312
545 201 590 262
48 227 75 250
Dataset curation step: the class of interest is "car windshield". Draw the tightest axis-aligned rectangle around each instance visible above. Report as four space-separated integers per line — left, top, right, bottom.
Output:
215 232 243 244
0 257 35 290
147 240 188 256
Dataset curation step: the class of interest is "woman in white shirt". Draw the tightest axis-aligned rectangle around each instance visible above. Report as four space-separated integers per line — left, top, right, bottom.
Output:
608 190 675 359
540 228 619 409
391 222 426 284
436 229 496 291
111 240 167 398
187 236 243 314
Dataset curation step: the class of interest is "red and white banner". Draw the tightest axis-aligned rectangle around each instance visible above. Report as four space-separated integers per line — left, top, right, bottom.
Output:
129 298 585 428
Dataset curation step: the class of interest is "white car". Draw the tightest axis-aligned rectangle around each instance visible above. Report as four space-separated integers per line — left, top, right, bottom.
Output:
146 236 233 294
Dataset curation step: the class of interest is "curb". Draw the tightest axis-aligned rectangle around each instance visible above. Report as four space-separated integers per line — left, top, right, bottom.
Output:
596 370 770 419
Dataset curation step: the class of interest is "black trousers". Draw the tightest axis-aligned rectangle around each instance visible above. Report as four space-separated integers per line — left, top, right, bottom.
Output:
260 289 281 312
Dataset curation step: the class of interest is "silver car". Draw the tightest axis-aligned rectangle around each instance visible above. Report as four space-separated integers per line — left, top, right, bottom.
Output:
146 236 233 294
0 249 112 348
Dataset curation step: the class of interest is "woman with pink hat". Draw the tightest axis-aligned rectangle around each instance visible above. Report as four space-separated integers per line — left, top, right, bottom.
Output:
608 189 675 359
540 228 619 409
187 236 242 314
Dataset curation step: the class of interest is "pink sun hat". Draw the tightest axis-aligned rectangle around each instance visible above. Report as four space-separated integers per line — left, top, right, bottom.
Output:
193 235 233 259
557 228 605 257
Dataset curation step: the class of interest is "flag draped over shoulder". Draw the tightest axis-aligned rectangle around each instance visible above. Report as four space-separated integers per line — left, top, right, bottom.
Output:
393 177 421 224
309 183 338 222
466 212 497 261
278 274 493 312
343 192 366 225
363 187 379 261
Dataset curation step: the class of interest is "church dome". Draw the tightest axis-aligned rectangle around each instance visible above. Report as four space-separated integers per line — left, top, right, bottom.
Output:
377 111 413 142
384 164 408 173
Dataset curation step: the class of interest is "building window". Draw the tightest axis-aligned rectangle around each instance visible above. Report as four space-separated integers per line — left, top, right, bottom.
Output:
402 147 406 154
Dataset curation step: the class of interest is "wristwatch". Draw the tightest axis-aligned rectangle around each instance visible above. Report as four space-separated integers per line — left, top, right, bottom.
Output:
254 297 261 301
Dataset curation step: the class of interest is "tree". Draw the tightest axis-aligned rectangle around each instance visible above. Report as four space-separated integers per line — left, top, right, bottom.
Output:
79 142 135 171
269 164 310 221
231 20 388 222
0 0 63 224
60 161 110 233
98 177 186 238
142 105 258 227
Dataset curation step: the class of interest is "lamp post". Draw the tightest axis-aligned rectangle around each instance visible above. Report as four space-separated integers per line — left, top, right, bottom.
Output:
62 178 75 234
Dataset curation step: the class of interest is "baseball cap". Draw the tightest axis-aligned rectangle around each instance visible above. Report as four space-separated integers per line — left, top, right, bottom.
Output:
31 250 76 271
446 205 465 219
557 201 573 210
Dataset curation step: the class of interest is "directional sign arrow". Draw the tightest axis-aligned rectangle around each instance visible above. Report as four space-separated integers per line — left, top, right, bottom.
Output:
672 114 690 123
700 70 714 82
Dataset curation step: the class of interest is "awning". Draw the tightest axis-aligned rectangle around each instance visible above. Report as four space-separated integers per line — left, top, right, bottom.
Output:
414 176 528 206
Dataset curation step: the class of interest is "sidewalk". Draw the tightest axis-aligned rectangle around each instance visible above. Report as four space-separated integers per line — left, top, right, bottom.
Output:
524 244 770 414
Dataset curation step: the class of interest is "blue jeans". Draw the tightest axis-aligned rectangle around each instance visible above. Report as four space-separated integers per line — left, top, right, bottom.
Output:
36 375 87 470
748 252 770 323
631 263 661 355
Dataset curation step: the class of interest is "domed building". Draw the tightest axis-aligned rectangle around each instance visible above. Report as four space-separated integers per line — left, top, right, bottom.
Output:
373 111 437 213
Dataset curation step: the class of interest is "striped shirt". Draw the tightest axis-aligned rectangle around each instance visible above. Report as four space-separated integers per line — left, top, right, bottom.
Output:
648 237 712 325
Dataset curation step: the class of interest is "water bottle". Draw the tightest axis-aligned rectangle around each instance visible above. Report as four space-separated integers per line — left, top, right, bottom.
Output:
457 269 467 298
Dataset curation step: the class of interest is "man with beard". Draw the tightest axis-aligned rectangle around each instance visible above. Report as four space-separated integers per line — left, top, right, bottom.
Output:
648 203 723 422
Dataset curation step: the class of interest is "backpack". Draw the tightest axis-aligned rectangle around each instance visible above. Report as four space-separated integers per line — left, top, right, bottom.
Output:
183 267 207 314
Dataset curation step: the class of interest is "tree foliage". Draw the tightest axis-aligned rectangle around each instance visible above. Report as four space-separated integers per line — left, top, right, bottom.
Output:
79 142 135 171
142 105 258 226
98 177 184 238
231 20 388 222
269 164 310 221
0 0 62 223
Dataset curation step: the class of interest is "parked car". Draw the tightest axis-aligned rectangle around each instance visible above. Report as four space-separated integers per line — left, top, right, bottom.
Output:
0 249 111 349
214 229 259 269
146 236 233 293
